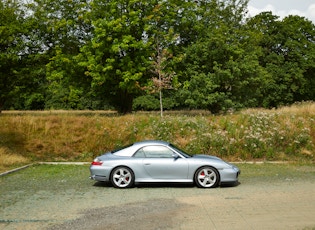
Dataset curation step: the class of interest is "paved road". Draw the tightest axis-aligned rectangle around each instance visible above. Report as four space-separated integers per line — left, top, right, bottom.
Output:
1 178 315 230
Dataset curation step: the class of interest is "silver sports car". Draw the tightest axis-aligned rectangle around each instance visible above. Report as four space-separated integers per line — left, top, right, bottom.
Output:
90 140 240 188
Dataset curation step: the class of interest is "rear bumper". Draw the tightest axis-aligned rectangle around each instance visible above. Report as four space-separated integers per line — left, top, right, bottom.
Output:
90 175 107 182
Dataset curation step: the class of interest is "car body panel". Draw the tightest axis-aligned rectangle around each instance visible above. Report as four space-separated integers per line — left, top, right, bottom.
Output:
90 140 240 187
142 158 189 180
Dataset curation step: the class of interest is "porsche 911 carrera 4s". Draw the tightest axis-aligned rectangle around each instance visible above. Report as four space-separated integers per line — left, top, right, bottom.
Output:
90 140 240 188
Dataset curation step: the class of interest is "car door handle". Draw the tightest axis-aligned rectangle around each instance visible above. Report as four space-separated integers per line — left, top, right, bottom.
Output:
144 163 151 165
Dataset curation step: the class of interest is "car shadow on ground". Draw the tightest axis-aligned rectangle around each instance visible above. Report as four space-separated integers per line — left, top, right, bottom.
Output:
92 181 240 189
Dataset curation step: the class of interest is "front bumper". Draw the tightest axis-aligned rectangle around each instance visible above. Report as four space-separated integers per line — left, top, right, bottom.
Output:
220 165 240 183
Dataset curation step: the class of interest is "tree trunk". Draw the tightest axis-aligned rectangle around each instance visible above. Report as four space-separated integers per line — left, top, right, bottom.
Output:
159 90 163 117
117 90 134 114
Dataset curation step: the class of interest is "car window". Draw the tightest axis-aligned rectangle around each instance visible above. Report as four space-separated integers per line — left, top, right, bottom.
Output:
169 143 191 158
111 144 133 153
134 145 174 158
133 148 146 158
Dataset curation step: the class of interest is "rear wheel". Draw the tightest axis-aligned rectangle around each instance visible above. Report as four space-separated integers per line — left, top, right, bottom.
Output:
111 166 134 188
195 166 220 188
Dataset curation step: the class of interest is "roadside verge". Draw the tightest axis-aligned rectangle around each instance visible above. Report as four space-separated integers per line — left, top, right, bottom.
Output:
0 162 89 177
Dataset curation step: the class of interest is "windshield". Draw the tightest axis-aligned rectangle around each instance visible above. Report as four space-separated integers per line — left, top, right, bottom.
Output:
169 144 192 158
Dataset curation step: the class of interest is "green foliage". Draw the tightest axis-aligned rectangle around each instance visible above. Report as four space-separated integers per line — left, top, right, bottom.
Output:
0 0 315 112
133 93 181 111
0 0 26 110
76 0 157 113
247 12 315 108
133 95 160 111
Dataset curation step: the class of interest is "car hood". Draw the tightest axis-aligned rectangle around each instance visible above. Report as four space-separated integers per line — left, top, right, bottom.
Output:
191 154 236 168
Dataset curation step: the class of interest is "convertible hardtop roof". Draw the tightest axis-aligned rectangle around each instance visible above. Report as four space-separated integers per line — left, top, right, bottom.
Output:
111 140 171 155
133 140 170 146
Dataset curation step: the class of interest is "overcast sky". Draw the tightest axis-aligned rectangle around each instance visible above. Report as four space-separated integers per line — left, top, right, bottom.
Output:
248 0 315 23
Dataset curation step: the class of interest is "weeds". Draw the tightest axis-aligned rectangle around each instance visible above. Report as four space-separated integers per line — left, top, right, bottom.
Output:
0 147 29 172
0 102 314 172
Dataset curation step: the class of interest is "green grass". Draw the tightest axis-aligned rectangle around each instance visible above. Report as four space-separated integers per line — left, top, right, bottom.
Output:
238 163 315 182
0 102 314 172
0 164 92 209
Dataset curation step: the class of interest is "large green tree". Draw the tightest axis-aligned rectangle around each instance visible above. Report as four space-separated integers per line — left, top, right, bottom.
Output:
77 0 154 113
247 12 315 107
77 0 192 113
27 0 93 109
0 0 26 111
178 0 267 112
280 15 315 102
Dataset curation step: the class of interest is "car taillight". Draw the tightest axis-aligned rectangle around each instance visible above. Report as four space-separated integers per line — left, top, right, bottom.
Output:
91 160 103 166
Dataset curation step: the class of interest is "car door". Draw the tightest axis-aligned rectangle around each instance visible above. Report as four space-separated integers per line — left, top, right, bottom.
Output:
135 145 189 180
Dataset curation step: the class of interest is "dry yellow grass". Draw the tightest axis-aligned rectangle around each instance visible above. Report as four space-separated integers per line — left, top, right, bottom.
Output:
0 147 29 172
241 101 315 116
0 102 314 173
277 102 315 115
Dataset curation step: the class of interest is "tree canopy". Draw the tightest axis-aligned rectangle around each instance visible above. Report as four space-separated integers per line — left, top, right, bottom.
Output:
1 0 314 113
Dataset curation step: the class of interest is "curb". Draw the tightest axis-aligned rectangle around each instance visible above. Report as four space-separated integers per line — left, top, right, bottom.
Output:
38 162 90 165
0 164 33 177
0 162 90 177
230 161 289 164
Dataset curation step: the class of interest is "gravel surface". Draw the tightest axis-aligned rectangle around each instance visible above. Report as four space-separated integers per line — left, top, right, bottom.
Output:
1 164 315 230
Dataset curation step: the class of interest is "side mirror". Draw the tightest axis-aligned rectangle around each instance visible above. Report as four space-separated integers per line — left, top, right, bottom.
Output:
172 153 179 160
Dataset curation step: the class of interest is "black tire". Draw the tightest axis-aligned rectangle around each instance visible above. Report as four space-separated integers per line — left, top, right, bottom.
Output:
110 166 135 188
194 166 220 188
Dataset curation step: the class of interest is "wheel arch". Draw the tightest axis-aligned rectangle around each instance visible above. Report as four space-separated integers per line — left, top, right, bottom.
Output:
193 165 221 185
109 165 135 188
110 165 135 180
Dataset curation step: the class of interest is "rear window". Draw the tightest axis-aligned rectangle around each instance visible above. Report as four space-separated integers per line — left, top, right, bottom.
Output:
111 144 133 154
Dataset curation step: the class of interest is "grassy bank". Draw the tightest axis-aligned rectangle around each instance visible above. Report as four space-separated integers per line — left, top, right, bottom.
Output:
1 102 314 172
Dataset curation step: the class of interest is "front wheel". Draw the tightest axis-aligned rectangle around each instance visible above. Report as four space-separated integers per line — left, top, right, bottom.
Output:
111 166 135 188
195 166 220 188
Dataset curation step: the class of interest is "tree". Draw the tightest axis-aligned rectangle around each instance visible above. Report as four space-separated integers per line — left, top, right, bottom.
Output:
144 2 183 117
0 0 24 111
281 15 315 102
0 0 46 111
179 0 266 112
247 12 315 107
27 0 93 109
78 0 195 113
77 0 155 113
148 44 175 117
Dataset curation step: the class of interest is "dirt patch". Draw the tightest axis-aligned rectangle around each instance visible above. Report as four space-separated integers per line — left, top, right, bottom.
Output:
49 199 188 230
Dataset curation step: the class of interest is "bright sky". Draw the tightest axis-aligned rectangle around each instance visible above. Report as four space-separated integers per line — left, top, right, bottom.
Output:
248 0 315 23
